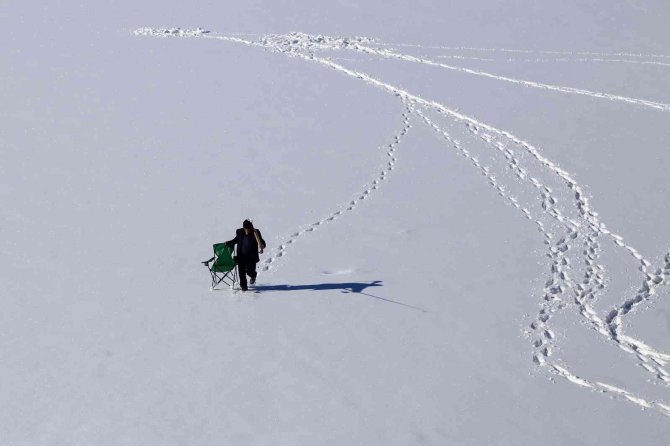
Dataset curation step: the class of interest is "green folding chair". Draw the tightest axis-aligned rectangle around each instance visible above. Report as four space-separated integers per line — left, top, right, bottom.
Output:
205 243 238 289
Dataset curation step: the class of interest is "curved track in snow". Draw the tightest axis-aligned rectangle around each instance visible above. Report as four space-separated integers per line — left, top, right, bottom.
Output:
135 27 670 416
260 105 413 273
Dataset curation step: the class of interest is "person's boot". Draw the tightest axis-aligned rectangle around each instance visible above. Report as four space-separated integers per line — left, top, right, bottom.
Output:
250 276 256 285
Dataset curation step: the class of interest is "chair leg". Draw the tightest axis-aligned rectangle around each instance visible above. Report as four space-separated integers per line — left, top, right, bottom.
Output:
222 271 235 288
210 269 224 289
208 267 238 290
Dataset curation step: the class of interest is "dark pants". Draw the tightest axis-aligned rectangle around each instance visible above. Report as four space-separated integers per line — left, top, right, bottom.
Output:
237 258 257 289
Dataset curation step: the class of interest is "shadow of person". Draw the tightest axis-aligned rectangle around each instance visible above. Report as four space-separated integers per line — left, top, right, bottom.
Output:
253 280 382 293
253 281 428 313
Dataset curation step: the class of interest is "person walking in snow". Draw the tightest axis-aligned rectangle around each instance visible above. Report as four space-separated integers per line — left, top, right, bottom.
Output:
225 219 266 291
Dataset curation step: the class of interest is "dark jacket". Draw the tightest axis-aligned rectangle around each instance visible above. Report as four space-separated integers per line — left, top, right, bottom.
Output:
226 228 266 263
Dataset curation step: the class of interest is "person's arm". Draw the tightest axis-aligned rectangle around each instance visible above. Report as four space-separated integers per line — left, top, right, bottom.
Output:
225 231 239 248
255 229 267 253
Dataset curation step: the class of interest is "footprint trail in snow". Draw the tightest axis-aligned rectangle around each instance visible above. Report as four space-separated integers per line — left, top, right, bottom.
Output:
135 27 670 417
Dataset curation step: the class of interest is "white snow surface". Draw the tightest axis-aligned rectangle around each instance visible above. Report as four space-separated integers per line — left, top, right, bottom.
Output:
2 1 670 444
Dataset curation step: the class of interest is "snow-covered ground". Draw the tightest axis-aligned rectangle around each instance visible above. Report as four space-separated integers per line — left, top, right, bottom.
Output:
3 1 670 444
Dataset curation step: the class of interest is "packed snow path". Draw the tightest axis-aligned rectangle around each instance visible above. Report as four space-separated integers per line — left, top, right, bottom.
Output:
135 28 670 416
